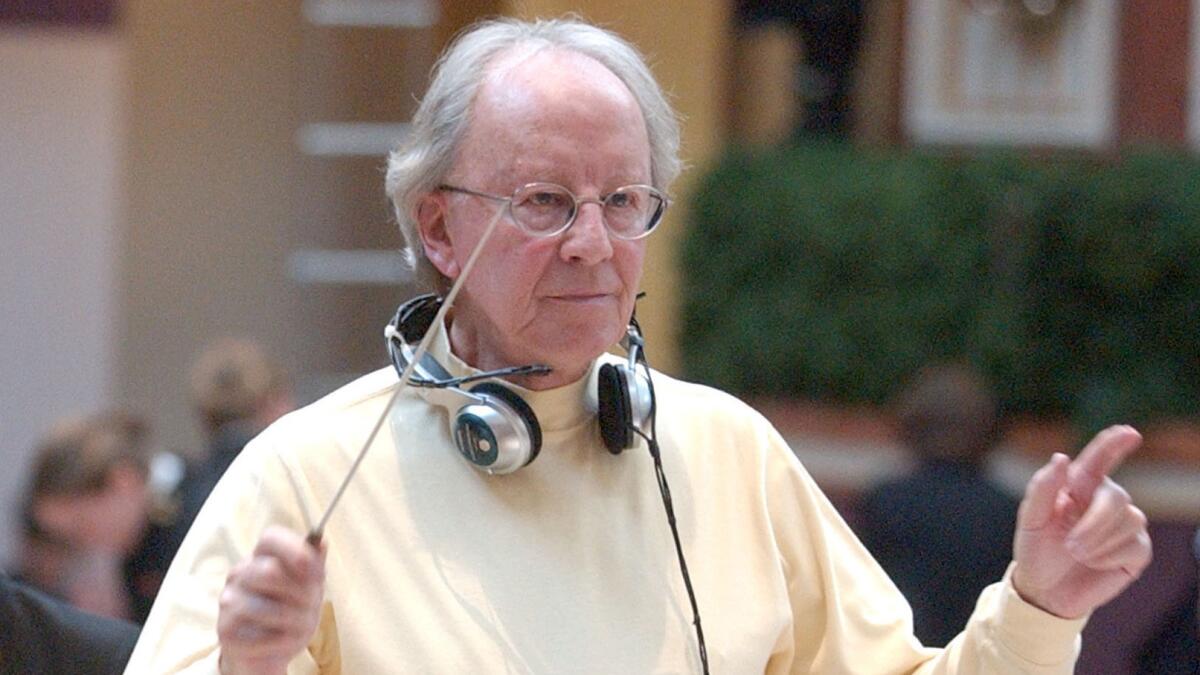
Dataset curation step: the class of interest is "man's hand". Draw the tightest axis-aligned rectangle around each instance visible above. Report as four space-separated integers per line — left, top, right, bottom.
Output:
217 526 326 675
1012 425 1152 619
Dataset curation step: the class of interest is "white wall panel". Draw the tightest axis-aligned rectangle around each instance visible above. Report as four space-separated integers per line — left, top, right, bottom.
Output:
0 28 124 564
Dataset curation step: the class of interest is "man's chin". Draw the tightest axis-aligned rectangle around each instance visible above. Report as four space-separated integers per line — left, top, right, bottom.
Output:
527 335 614 375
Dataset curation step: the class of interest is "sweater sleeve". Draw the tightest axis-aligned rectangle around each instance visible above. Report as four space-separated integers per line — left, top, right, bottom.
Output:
758 425 1086 674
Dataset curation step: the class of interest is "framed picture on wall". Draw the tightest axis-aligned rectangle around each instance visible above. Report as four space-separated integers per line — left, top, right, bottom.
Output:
904 0 1118 147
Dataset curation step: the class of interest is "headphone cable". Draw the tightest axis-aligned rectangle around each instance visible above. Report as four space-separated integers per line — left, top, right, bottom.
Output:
633 363 710 674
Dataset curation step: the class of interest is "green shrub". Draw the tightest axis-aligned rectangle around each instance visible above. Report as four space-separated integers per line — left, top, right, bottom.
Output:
680 143 1200 432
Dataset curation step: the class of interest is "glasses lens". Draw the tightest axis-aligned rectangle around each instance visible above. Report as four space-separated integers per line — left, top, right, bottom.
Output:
604 186 665 239
511 184 574 235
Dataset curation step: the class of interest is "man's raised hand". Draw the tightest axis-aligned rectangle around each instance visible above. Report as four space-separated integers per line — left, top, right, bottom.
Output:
1012 425 1152 618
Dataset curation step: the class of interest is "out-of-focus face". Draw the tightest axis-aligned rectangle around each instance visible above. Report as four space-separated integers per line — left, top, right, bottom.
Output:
418 48 652 389
33 463 148 556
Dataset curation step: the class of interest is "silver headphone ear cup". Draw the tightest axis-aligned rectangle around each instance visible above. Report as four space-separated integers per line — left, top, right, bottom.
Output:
387 295 548 475
454 382 542 474
626 366 651 432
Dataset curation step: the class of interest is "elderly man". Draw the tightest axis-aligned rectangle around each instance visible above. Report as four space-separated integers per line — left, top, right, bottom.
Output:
126 17 1151 674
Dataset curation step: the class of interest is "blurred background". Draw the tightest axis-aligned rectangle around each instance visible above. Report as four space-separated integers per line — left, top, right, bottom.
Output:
1 0 1197 671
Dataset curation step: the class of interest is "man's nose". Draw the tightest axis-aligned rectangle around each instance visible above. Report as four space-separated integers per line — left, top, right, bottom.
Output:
559 201 613 264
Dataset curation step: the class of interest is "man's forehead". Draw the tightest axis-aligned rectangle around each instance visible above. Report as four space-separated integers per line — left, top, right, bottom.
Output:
449 46 650 183
477 46 633 111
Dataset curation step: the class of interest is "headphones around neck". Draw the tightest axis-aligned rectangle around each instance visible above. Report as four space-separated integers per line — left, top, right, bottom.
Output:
385 294 653 474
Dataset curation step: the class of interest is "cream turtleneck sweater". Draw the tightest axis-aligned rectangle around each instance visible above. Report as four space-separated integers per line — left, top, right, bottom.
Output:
126 328 1085 674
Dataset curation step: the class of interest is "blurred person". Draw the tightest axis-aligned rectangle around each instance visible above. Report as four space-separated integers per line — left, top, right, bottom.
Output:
1134 526 1199 673
129 17 1150 674
170 338 293 548
0 570 138 674
857 362 1020 647
16 508 130 621
19 411 184 624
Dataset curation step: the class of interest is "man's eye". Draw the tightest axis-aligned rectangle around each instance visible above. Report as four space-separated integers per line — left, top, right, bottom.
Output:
527 191 568 208
608 192 638 209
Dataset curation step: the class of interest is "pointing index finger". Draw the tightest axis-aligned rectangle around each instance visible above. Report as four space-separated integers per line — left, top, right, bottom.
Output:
1067 425 1141 506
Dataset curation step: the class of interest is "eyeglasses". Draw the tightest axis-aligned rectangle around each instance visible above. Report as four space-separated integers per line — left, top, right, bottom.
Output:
438 182 668 240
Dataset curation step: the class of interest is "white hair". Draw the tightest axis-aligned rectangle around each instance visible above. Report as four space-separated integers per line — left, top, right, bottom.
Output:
384 16 683 289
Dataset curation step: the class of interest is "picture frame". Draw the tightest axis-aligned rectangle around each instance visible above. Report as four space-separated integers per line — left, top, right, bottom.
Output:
904 0 1118 147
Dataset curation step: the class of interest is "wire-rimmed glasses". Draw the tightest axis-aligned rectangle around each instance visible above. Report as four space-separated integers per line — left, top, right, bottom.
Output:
438 182 668 240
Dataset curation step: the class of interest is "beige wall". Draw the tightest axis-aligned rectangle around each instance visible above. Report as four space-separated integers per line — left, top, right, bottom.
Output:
118 2 434 458
119 2 311 459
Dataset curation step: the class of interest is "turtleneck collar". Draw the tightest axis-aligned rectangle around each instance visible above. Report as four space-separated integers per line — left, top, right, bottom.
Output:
417 319 599 433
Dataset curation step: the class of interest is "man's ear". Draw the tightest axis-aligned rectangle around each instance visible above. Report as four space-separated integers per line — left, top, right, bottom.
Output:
416 192 461 280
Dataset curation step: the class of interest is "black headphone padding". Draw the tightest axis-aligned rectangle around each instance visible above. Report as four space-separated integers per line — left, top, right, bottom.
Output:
597 363 632 454
397 293 441 342
468 381 543 466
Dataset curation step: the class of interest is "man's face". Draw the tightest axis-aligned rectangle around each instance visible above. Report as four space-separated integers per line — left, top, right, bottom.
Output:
419 49 652 388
